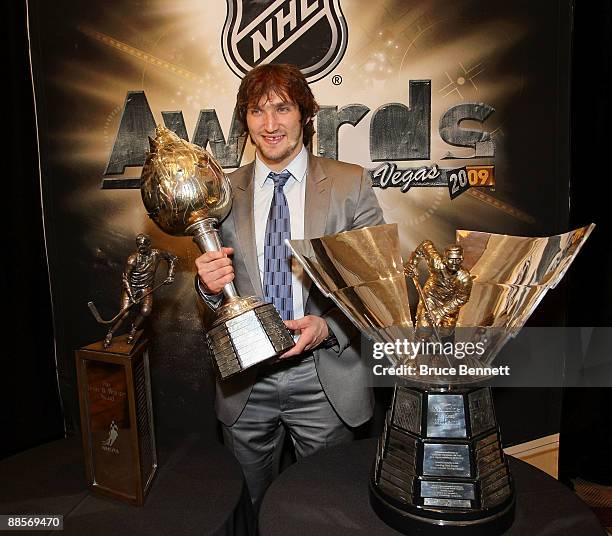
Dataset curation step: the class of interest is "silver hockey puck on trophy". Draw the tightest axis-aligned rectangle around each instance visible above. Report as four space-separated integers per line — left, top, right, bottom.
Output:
140 126 294 379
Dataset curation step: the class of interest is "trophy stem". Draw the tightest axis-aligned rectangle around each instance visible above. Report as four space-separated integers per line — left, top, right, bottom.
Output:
188 218 238 300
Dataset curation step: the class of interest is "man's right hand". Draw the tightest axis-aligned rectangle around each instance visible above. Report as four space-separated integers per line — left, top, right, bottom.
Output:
195 247 234 294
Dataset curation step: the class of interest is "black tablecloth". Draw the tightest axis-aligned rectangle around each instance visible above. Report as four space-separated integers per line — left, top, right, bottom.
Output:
259 438 606 536
0 434 254 536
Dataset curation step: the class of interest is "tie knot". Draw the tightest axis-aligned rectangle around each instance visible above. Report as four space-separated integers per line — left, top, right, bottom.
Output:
268 171 292 189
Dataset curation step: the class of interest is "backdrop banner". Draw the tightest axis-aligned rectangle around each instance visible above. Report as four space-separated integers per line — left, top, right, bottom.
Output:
28 0 572 435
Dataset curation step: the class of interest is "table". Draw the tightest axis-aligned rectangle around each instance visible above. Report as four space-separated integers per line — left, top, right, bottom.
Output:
259 438 606 536
0 434 254 536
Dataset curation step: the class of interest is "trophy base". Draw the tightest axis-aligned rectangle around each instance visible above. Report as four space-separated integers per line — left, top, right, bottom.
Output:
369 383 515 535
76 333 157 506
369 480 514 535
207 296 295 379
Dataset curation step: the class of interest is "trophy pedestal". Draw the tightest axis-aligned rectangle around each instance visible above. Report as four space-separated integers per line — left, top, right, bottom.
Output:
75 332 157 505
207 296 295 379
370 382 515 535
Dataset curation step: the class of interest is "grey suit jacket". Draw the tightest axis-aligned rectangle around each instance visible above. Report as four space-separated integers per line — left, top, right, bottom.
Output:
200 154 384 427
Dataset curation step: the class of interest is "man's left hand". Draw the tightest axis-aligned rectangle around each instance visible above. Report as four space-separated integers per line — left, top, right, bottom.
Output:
280 316 329 359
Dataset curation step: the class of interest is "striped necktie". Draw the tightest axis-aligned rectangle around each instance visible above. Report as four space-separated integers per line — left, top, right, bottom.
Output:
263 171 293 320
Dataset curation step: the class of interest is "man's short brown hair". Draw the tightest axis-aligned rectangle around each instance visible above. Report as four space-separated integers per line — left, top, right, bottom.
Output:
236 63 320 146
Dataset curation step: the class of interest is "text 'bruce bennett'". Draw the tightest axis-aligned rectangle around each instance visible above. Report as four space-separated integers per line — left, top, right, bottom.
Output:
372 364 511 377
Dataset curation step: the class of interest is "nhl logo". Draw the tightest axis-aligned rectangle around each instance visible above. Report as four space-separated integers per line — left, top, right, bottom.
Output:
222 0 348 83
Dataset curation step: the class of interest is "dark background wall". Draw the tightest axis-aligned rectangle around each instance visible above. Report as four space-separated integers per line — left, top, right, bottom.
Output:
4 0 611 485
3 1 64 460
560 1 612 485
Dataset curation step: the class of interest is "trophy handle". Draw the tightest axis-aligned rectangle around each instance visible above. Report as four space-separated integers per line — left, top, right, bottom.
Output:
188 219 238 300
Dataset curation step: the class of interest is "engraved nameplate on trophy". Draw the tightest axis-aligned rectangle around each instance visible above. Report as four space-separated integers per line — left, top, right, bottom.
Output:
423 498 473 508
392 388 422 435
482 484 512 508
469 388 496 436
421 481 476 504
76 333 156 505
426 394 467 438
422 443 471 477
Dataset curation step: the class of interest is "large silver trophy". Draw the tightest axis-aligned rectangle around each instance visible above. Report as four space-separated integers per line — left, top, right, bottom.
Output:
141 126 294 379
287 223 593 535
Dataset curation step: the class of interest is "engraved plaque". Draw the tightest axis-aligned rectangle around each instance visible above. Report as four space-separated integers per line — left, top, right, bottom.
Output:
386 448 416 471
423 443 471 477
421 481 475 500
482 484 511 508
389 428 418 449
476 432 498 450
381 469 414 493
424 498 472 508
382 458 417 481
85 360 134 496
469 388 496 436
226 310 276 368
482 475 510 497
477 451 504 477
389 429 417 458
206 303 292 378
379 479 412 503
426 394 467 438
476 439 500 460
393 388 422 435
481 466 508 491
479 448 500 464
388 438 417 459
257 304 296 352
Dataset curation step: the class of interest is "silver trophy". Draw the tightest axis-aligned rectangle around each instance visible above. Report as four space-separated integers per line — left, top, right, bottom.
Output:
287 223 594 535
141 126 294 379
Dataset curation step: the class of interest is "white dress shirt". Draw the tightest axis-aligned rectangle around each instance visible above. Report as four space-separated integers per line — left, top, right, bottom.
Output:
253 145 308 321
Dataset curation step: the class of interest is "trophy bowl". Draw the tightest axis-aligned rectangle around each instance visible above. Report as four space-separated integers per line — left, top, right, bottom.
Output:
141 126 294 379
141 127 232 236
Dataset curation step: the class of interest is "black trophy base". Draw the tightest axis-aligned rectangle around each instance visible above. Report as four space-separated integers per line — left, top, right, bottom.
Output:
369 477 515 535
370 383 515 535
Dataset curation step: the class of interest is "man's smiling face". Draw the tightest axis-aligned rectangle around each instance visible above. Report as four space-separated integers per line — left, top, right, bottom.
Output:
246 91 304 171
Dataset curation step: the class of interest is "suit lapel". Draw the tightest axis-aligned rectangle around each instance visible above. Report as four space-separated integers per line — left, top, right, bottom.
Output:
303 155 331 308
231 162 263 297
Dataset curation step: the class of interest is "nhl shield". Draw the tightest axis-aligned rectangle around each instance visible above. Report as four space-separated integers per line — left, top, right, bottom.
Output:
222 0 348 83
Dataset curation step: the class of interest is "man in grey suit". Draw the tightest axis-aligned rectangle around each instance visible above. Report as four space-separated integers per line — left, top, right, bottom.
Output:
195 63 384 512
